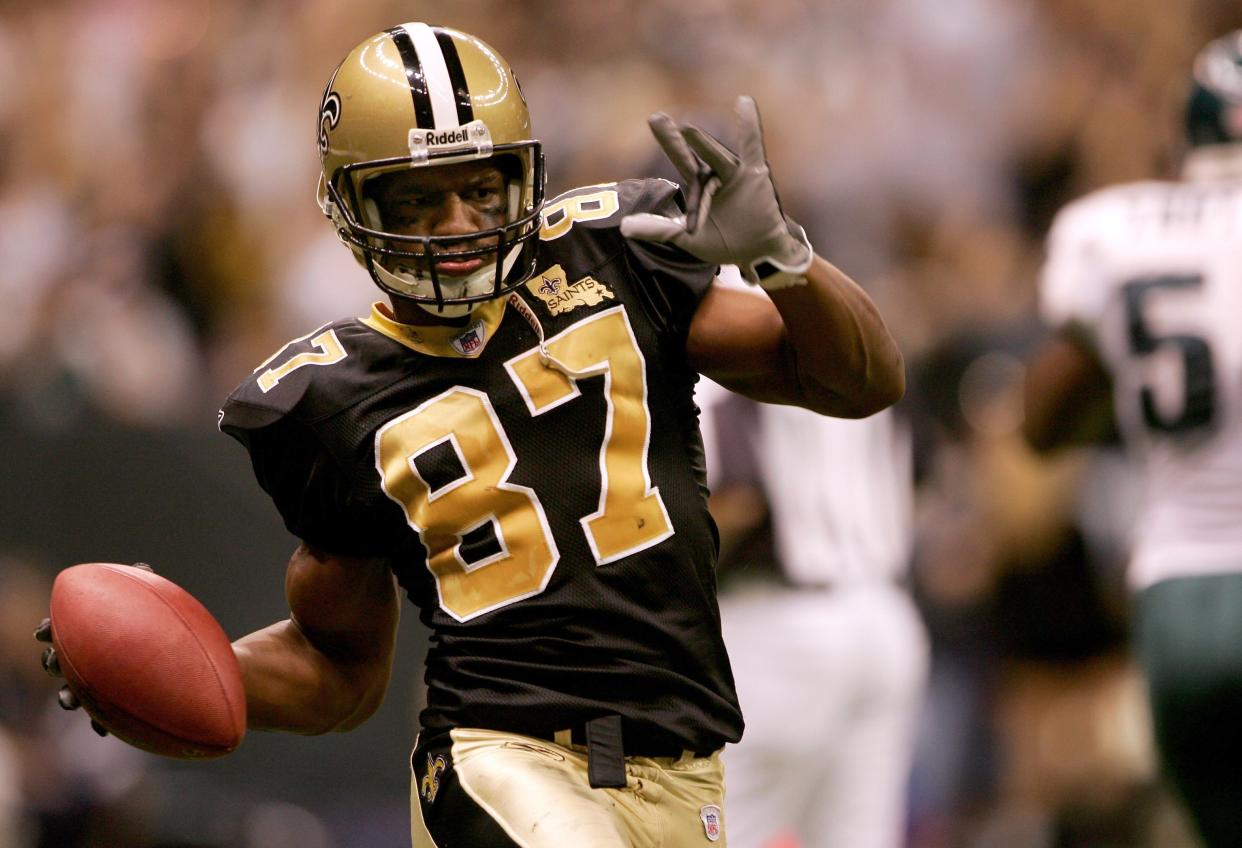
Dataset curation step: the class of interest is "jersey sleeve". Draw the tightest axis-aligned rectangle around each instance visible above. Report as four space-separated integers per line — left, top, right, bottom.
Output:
620 178 718 301
1039 193 1116 332
217 330 405 558
221 414 368 555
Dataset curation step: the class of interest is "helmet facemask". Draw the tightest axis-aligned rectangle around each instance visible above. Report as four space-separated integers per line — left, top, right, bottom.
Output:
323 145 544 318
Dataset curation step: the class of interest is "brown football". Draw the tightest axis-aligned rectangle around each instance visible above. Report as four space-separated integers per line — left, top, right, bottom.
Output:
49 563 246 758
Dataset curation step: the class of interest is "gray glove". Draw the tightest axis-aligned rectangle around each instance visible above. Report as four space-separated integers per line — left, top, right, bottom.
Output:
621 96 813 289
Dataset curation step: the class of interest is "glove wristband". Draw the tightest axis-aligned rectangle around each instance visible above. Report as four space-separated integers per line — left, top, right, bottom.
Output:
747 221 813 290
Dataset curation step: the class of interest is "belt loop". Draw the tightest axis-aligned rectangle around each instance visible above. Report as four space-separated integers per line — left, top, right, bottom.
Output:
553 729 572 748
585 715 627 789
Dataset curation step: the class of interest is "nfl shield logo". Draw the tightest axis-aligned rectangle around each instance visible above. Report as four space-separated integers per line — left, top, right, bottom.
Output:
699 804 722 842
451 323 486 356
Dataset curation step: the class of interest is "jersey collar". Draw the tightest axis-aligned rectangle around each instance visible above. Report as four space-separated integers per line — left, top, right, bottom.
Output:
362 298 507 358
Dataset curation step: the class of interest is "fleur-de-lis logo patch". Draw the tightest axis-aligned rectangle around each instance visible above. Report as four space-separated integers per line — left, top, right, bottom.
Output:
420 752 447 803
526 264 614 315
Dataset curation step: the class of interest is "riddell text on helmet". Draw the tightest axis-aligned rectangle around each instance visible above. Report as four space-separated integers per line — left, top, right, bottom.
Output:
413 127 471 146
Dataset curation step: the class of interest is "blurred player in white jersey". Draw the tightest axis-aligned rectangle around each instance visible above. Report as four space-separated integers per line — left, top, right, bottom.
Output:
698 282 928 847
1023 30 1242 847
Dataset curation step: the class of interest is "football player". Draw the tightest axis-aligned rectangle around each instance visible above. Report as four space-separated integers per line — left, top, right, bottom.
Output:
37 23 904 848
1023 30 1242 847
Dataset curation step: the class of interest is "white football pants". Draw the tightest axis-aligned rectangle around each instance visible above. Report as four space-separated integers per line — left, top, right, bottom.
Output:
719 582 929 848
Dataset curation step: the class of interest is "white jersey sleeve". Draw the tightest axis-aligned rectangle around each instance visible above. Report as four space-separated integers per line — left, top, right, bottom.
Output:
1039 183 1164 331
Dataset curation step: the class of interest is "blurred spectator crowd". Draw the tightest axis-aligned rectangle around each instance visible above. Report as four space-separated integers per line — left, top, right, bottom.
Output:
4 0 1242 845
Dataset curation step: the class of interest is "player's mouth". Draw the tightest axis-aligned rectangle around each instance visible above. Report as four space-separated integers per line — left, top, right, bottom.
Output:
384 236 501 281
416 239 499 277
431 256 486 276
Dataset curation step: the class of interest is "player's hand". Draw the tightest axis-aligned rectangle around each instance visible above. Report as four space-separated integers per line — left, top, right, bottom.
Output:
621 95 813 290
35 561 155 738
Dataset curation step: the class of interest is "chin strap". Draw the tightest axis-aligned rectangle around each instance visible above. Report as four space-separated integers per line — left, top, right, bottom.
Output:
505 292 596 379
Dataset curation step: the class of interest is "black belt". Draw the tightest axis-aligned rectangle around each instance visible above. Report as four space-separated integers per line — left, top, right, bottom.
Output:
536 716 716 789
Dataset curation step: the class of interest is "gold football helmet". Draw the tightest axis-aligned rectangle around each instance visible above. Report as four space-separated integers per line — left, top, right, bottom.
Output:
317 24 544 316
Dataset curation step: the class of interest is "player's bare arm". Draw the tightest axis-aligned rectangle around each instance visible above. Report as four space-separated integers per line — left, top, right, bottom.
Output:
231 544 399 735
621 96 903 418
687 257 904 417
1022 328 1117 453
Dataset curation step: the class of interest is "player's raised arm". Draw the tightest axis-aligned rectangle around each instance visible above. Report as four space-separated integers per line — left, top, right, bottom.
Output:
621 96 904 418
232 544 400 735
686 257 903 418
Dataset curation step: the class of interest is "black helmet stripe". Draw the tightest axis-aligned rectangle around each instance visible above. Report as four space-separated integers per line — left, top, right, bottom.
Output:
387 26 435 129
434 29 475 126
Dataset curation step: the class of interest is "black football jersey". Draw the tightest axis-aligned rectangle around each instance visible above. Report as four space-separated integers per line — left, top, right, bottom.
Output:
220 179 743 752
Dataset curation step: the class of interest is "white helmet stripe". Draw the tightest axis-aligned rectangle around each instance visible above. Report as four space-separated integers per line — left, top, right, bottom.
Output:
401 23 461 130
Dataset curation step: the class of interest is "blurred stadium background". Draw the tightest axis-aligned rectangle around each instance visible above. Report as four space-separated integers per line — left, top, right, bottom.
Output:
3 0 1242 846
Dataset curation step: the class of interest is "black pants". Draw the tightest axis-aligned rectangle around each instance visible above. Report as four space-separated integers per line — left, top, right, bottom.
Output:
1136 572 1242 846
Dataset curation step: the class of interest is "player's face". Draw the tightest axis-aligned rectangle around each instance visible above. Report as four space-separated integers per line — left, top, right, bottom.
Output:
366 161 508 278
